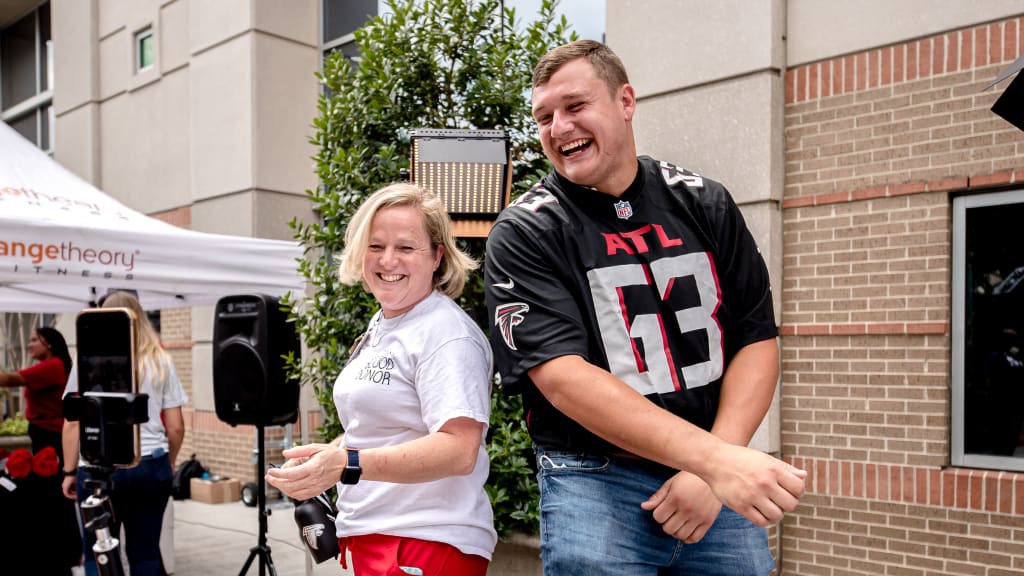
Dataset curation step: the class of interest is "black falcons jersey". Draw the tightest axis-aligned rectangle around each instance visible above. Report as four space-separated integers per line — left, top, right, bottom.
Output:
484 156 778 454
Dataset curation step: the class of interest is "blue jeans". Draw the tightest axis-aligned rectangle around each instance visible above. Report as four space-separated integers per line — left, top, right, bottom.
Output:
535 447 774 576
77 450 173 576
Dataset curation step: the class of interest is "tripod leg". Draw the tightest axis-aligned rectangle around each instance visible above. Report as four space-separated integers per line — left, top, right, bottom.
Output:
263 546 278 576
238 547 258 576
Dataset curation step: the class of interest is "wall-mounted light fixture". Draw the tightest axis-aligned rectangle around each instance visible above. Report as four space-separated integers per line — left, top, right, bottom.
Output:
410 128 511 238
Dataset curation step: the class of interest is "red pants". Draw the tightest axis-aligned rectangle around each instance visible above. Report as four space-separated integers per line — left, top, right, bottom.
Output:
339 534 489 576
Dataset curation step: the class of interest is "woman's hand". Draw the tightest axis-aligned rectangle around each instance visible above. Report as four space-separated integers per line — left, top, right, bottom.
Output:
265 443 342 501
62 475 77 500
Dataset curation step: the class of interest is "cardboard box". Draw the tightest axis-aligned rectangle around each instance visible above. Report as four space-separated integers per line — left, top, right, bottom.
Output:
190 477 241 504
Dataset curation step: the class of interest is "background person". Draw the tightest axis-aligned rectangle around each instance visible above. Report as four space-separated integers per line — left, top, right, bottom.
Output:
484 39 807 575
266 183 496 576
0 326 81 574
62 291 187 576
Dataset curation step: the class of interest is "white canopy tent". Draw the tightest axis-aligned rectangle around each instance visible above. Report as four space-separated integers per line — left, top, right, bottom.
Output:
0 121 305 313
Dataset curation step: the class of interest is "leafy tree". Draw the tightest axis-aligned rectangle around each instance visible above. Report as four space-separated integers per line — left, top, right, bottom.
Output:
286 0 575 537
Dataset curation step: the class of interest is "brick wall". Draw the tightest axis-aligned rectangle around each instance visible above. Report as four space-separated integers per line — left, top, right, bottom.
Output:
781 17 1024 576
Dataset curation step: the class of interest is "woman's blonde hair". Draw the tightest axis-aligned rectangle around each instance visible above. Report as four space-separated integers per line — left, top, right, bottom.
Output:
336 183 478 299
101 291 171 391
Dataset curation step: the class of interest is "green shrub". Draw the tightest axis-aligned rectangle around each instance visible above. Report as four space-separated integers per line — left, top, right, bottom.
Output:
286 0 575 537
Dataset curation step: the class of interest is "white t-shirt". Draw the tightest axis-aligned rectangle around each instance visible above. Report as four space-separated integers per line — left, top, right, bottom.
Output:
66 353 188 457
332 290 497 559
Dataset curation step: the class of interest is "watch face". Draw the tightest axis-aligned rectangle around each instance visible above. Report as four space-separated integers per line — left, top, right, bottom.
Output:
341 449 361 484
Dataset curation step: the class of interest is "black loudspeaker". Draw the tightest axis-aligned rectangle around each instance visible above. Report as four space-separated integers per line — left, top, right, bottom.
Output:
213 294 300 426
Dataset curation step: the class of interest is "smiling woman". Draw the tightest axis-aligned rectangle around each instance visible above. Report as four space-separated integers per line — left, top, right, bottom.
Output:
265 183 497 575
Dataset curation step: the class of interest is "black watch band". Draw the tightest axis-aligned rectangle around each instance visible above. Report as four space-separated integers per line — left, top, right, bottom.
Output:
63 468 78 477
340 447 361 485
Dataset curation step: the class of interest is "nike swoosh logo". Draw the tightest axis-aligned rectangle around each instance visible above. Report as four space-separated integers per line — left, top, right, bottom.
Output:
492 279 515 290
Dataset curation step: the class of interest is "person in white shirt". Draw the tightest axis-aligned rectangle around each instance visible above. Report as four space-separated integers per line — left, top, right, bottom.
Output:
266 183 496 576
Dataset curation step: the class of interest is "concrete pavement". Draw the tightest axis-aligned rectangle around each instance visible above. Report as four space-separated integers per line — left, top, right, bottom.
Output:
167 495 542 575
169 497 349 576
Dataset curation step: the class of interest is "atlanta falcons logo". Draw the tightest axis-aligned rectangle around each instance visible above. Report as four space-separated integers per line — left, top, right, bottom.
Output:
494 302 529 350
302 523 327 550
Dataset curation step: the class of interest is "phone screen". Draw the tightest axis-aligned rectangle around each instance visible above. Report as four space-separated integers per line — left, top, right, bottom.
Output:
77 308 137 394
75 307 141 467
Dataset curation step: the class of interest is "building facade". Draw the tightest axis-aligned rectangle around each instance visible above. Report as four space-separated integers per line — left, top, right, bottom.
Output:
3 1 1023 574
611 1 1024 574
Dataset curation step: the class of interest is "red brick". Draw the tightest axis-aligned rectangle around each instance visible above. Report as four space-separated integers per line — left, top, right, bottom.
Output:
975 26 988 67
918 39 931 78
926 176 968 192
961 30 973 70
817 191 849 205
890 181 927 196
906 322 947 335
946 32 959 73
845 55 855 92
833 57 844 96
867 323 904 334
797 66 807 102
851 186 888 201
997 474 1013 514
809 63 819 100
893 44 905 84
881 46 893 86
816 459 827 493
877 464 889 500
955 470 969 508
786 68 795 104
891 467 902 501
907 42 918 80
797 324 829 336
866 463 877 499
857 53 868 91
831 324 867 335
929 469 941 506
966 471 983 506
932 36 944 76
1016 475 1024 516
1004 20 1017 62
781 195 815 209
942 470 955 507
989 23 1002 65
901 467 914 502
984 473 999 512
970 171 1015 188
868 50 879 89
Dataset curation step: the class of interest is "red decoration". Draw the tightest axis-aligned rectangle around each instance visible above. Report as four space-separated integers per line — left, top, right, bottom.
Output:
5 448 32 479
31 446 59 477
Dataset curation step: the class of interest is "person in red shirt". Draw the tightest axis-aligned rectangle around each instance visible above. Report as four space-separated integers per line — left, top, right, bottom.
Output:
0 326 80 575
0 326 73 454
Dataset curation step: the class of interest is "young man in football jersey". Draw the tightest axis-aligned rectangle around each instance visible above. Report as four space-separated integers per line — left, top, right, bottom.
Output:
484 40 807 575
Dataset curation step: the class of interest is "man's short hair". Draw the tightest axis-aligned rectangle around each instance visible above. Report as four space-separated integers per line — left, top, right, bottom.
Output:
532 39 630 96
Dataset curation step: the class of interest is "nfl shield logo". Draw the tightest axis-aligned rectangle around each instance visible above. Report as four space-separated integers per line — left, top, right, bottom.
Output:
614 199 633 220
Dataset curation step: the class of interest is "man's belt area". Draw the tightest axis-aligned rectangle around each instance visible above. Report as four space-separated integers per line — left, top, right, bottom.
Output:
607 451 677 477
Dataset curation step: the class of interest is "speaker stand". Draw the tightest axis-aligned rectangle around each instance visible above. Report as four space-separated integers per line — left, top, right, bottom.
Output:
238 424 277 576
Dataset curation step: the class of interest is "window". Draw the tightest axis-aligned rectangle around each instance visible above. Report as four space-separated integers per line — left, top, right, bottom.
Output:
0 1 53 152
952 188 1024 472
135 27 154 71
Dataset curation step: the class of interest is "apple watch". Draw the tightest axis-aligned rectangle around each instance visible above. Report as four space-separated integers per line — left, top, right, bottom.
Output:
340 447 361 485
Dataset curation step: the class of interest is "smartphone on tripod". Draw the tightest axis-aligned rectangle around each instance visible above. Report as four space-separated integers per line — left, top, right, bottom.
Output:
63 306 149 576
75 306 142 467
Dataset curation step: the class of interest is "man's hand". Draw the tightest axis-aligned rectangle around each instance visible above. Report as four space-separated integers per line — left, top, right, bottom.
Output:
703 444 806 526
641 471 721 543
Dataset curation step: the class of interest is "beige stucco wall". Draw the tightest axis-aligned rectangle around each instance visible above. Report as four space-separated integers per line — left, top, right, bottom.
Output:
50 0 319 445
606 0 787 453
